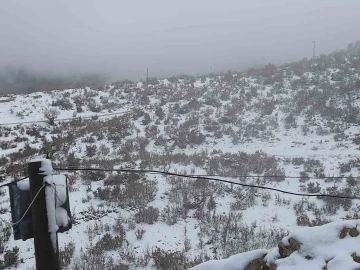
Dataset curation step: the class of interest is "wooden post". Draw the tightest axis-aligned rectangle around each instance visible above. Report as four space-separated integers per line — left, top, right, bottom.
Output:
313 41 316 59
28 160 61 270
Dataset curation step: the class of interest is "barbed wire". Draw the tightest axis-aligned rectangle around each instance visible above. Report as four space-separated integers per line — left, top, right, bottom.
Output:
1 165 358 190
53 167 360 200
0 176 29 189
53 166 360 180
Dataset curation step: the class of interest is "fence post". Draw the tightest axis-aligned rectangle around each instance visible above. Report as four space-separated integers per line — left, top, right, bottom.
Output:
28 160 61 270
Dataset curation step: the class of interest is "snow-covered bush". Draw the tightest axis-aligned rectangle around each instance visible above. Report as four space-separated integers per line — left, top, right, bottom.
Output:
85 145 97 157
0 224 11 254
82 170 106 182
0 247 19 269
152 249 189 270
161 205 183 225
94 233 124 251
135 228 146 240
60 242 75 268
307 182 321 193
44 108 59 125
134 206 159 224
52 97 73 110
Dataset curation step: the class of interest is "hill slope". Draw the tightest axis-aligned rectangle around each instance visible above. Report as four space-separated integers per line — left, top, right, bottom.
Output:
0 42 359 269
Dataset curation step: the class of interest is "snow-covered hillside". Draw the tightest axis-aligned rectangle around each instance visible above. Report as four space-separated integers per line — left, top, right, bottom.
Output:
0 42 360 269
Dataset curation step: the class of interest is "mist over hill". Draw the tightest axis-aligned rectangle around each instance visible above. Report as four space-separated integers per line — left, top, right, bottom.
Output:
0 66 109 95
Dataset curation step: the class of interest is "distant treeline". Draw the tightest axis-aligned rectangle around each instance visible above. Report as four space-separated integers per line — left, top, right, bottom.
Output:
0 66 109 95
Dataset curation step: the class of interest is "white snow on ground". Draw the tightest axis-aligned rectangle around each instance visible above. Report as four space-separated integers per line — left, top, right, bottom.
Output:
273 220 360 270
194 220 360 270
0 89 131 125
0 50 360 269
190 250 268 270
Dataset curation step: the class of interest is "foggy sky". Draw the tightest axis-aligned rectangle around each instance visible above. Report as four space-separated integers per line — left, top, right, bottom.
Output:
0 0 359 80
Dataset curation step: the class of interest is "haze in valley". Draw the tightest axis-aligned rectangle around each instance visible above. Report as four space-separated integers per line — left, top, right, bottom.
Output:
0 0 359 80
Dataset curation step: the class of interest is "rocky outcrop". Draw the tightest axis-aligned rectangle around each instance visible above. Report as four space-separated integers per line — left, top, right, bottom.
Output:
239 237 301 270
340 227 359 238
193 221 360 270
277 238 300 258
243 255 267 270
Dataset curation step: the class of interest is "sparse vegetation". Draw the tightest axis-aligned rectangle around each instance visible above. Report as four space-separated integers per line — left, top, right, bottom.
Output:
1 42 360 269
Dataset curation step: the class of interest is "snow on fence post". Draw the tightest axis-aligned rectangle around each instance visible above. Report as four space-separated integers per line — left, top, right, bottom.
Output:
28 159 61 270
